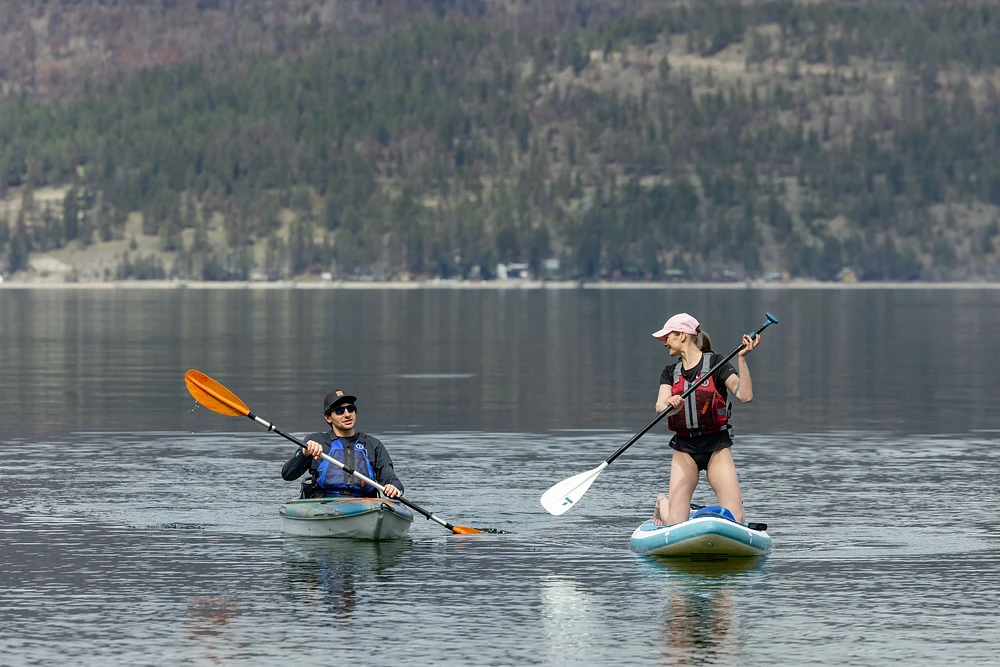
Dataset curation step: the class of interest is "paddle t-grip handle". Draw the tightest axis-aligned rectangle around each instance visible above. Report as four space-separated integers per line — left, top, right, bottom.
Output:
747 312 779 339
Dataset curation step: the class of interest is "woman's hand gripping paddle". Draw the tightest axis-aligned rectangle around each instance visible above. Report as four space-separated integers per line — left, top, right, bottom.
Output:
540 312 779 516
184 370 485 535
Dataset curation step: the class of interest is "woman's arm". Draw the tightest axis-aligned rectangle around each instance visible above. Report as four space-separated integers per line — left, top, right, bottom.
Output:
725 333 759 403
725 360 752 402
655 384 683 414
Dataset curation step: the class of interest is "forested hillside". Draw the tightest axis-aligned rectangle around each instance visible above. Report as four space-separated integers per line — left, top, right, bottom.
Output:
1 0 999 282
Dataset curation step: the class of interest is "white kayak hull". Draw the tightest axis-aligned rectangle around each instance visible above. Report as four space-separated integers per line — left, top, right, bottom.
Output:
279 497 414 540
630 516 772 557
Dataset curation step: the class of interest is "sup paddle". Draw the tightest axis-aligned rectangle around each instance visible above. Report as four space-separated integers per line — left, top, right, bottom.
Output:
540 312 779 516
184 369 484 535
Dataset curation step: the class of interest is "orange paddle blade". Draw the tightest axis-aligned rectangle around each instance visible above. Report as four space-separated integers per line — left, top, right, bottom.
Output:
451 525 484 535
185 370 250 417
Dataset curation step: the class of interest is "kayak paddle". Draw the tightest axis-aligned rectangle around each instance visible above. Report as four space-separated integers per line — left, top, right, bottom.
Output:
184 369 484 535
540 312 779 516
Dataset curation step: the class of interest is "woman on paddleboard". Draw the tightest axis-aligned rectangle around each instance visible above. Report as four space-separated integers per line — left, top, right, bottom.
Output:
650 313 761 526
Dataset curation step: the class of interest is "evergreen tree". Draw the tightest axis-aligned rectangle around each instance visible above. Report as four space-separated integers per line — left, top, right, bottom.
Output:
62 188 79 243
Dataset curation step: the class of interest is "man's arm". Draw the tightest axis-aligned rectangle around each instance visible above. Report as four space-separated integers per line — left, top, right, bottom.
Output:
366 437 404 495
281 432 326 480
281 449 312 480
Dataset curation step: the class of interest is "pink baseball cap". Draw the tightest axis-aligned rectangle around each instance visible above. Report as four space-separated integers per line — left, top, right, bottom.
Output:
652 313 700 340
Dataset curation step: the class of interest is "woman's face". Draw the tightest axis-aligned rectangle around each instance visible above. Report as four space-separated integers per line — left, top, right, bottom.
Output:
663 331 685 356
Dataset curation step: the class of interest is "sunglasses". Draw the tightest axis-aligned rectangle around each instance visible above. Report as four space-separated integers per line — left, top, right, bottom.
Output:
330 404 357 416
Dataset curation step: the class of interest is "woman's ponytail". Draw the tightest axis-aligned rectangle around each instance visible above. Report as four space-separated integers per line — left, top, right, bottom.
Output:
696 327 712 352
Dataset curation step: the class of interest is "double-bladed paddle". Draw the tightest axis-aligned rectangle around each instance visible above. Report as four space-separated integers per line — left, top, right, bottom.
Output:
184 369 484 535
540 312 779 516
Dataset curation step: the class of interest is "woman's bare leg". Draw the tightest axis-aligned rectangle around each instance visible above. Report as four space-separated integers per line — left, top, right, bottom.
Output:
652 492 669 525
665 452 700 525
705 448 745 524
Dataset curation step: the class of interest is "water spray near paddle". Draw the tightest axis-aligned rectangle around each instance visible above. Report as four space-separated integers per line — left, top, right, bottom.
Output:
540 313 779 516
185 369 503 535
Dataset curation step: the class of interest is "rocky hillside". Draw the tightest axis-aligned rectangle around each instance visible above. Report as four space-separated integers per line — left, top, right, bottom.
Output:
2 1 999 282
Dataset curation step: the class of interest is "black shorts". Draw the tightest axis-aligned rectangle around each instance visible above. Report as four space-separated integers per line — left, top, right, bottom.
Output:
678 445 731 472
670 431 733 472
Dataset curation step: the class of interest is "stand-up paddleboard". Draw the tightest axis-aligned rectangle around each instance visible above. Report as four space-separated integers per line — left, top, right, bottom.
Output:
629 506 772 557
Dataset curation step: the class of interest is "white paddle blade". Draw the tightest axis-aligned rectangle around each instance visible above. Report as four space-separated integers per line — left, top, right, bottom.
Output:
540 462 609 516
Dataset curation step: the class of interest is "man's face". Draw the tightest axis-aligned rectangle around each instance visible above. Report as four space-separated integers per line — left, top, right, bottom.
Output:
325 403 357 431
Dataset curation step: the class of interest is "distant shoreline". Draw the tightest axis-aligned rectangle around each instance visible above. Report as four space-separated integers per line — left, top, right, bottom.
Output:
2 278 1000 290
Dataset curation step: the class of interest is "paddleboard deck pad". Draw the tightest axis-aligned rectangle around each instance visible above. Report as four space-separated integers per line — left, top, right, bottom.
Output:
629 511 772 557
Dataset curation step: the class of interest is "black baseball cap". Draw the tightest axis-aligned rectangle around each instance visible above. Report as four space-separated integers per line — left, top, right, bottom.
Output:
323 390 358 413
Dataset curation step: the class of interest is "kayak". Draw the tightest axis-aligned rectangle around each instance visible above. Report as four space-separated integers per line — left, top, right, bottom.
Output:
629 508 772 557
279 497 414 540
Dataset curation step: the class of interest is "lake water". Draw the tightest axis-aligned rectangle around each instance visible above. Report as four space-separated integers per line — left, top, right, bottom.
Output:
2 287 999 665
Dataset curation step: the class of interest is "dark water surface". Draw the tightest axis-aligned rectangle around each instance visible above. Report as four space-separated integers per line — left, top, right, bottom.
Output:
2 288 999 665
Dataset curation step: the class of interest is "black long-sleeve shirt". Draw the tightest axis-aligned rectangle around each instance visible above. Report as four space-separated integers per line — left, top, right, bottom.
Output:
281 429 403 496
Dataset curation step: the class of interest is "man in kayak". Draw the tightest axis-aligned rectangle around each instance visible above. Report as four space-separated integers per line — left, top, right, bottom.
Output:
650 313 761 526
281 389 404 499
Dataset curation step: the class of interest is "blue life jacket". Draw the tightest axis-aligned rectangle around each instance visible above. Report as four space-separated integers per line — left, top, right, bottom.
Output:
316 436 377 497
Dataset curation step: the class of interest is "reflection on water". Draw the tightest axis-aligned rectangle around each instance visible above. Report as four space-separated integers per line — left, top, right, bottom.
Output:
539 576 599 663
186 596 241 664
638 557 767 666
5 288 1000 439
661 586 739 666
640 555 770 578
282 539 410 620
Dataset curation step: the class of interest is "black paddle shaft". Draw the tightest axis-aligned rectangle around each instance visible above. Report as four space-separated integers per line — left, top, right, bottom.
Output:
245 413 461 530
604 313 779 466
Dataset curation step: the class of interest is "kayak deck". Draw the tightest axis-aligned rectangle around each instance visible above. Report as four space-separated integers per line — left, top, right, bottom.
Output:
279 497 414 540
629 516 772 557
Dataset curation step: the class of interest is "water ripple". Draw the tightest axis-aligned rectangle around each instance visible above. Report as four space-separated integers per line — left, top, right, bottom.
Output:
3 429 1000 665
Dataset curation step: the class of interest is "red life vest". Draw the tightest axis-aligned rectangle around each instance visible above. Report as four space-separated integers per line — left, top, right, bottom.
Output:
666 352 731 437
